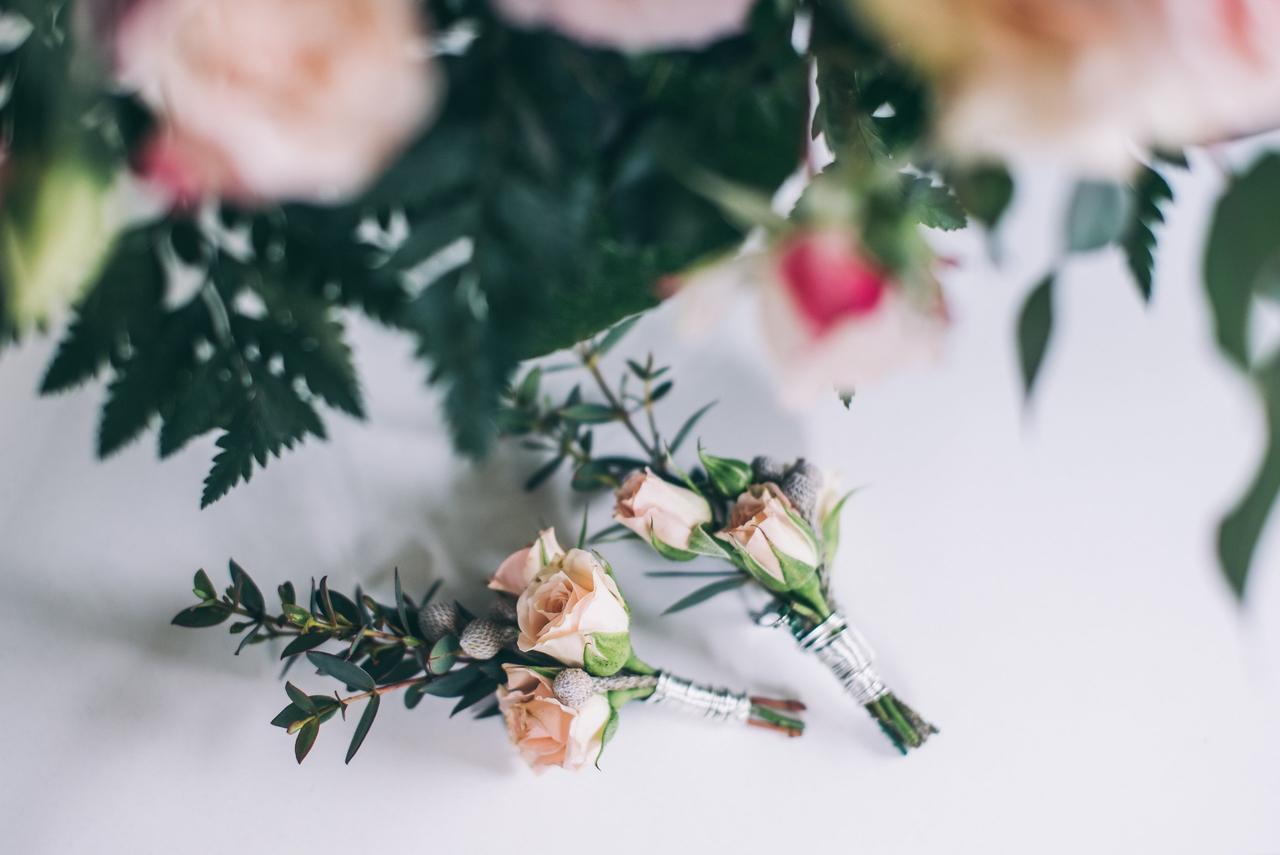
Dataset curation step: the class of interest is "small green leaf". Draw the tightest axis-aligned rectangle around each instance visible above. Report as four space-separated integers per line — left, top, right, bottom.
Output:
698 448 753 497
171 603 232 628
280 632 328 660
192 569 216 601
345 694 379 764
282 604 311 626
561 403 617 424
306 651 376 691
820 489 858 566
270 703 309 729
662 575 748 615
424 666 482 698
404 681 430 710
228 560 265 615
524 455 565 491
277 581 296 606
669 401 716 454
285 682 316 713
428 635 458 675
450 681 497 717
594 315 642 357
583 631 631 677
294 719 320 764
949 164 1014 229
1066 181 1132 252
1017 273 1055 398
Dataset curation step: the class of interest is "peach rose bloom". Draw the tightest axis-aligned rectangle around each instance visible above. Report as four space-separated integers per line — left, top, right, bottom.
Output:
497 665 611 772
854 0 1280 170
719 484 819 582
115 0 440 202
614 469 713 550
494 0 755 51
516 549 629 666
489 528 565 595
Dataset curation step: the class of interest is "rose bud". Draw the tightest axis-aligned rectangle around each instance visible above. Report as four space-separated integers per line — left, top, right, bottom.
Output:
614 468 713 557
497 664 611 772
488 527 564 596
718 484 821 594
516 549 631 676
113 0 441 204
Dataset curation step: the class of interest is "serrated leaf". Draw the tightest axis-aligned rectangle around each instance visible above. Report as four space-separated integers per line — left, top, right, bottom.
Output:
662 575 748 615
1017 273 1055 398
902 174 967 231
306 651 376 691
1120 165 1174 303
345 695 379 764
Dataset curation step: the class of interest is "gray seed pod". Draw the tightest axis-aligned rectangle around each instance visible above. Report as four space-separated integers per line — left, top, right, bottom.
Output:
780 459 823 524
418 600 459 642
458 618 517 660
751 455 787 485
553 668 596 709
488 595 518 625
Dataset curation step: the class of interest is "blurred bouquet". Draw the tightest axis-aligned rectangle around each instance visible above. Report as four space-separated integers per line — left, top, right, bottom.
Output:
172 537 803 770
500 330 935 753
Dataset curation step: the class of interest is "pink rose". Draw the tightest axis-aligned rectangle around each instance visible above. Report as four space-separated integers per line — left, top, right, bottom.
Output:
614 468 713 551
114 0 440 203
516 549 630 669
497 665 611 772
494 0 754 52
489 528 565 596
719 484 819 585
854 0 1280 169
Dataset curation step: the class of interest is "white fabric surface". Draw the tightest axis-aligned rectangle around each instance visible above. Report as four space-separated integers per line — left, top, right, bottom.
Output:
2 157 1279 853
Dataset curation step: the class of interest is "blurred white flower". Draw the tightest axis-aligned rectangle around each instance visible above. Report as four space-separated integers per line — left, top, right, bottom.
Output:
115 0 440 203
854 0 1280 171
494 0 755 51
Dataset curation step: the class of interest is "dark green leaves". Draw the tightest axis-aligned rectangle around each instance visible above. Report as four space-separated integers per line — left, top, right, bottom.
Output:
171 602 232 628
306 651 376 691
1017 274 1055 398
293 720 319 764
1121 165 1176 302
428 636 458 675
948 164 1015 229
662 575 748 615
345 695 379 764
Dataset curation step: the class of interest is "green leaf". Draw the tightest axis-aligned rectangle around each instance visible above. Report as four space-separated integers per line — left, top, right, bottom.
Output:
949 164 1014 229
561 403 617 424
1066 181 1132 252
285 682 316 713
594 315 642 357
450 680 497 717
583 631 631 677
345 694 379 764
1120 165 1175 303
293 719 320 764
280 632 328 660
669 401 716 454
424 666 482 698
902 174 966 231
428 635 457 675
277 581 296 606
306 651 376 691
524 455 565 491
270 703 309 729
698 448 753 497
820 489 858 567
404 681 430 710
1204 152 1280 367
192 569 216 600
1218 354 1280 598
1017 273 1055 398
662 575 748 615
171 602 232 628
228 559 265 614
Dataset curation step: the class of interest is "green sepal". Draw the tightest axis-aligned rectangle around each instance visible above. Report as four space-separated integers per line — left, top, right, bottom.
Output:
770 539 820 595
595 703 620 769
698 447 753 497
719 534 790 594
583 631 631 677
648 524 699 562
820 489 858 567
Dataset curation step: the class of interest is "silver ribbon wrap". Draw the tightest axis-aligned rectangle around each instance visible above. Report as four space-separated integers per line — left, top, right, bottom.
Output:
759 605 888 706
645 672 751 723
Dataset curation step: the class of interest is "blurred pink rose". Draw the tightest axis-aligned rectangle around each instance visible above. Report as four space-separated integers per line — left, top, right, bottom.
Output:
854 0 1280 170
494 0 755 51
497 664 611 772
115 0 440 203
614 468 712 550
489 528 564 596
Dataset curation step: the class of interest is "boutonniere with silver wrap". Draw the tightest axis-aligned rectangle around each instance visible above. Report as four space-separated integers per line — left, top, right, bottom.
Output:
169 534 803 772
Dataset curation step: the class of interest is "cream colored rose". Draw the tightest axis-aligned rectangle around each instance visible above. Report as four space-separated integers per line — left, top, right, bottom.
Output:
614 469 713 550
115 0 440 202
516 549 629 669
494 0 754 52
719 484 819 584
497 664 611 772
489 528 564 595
853 0 1280 170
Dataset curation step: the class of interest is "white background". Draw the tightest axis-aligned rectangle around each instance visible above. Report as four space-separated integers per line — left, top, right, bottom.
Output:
2 155 1280 854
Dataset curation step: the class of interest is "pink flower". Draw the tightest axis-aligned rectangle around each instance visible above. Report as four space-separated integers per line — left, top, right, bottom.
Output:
719 484 819 585
489 528 565 596
614 469 713 551
516 550 630 668
497 665 611 772
114 0 440 203
854 0 1280 169
493 0 755 52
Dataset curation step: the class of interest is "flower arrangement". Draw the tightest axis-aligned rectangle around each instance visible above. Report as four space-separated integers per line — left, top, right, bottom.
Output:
173 535 804 770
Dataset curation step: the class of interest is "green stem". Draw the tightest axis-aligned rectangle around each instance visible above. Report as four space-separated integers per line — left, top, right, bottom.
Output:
580 346 658 461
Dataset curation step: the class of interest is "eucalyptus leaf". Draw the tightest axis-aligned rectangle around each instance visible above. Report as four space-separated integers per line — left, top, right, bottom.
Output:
306 651 376 691
345 695 379 764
